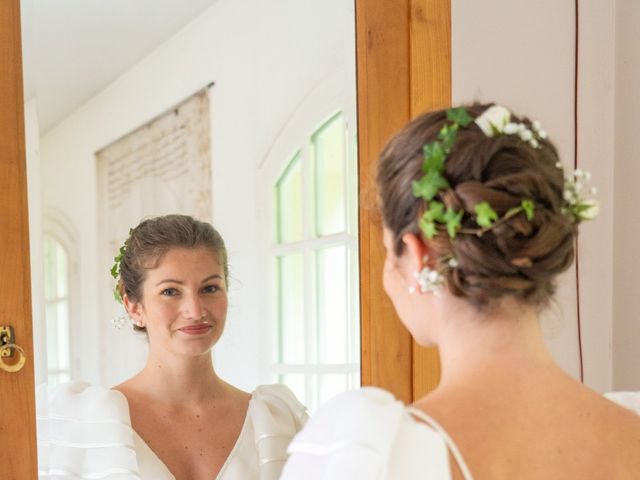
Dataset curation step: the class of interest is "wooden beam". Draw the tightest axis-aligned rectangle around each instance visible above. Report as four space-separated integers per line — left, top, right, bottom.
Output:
0 1 38 478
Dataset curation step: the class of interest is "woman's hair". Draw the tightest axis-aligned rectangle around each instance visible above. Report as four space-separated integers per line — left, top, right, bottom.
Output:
117 215 228 329
377 104 576 308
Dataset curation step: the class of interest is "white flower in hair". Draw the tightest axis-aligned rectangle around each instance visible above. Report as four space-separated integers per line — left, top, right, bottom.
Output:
576 199 600 221
474 105 511 137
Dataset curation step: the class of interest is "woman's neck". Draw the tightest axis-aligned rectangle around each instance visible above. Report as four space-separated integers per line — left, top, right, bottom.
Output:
433 297 560 391
129 349 228 407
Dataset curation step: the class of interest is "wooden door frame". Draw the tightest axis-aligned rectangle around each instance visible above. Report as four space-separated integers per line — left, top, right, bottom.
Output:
2 0 452 475
0 0 38 478
356 0 451 402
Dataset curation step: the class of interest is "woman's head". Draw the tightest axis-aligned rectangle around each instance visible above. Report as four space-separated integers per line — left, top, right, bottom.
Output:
377 104 584 311
116 215 229 334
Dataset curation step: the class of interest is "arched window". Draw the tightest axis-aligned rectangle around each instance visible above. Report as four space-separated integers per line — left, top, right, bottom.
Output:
272 112 359 411
43 234 72 387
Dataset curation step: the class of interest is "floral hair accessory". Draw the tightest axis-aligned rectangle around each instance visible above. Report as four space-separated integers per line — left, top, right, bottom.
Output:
412 105 598 244
110 229 133 304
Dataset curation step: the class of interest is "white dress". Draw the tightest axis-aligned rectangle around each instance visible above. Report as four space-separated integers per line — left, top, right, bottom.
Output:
37 381 308 480
281 387 640 480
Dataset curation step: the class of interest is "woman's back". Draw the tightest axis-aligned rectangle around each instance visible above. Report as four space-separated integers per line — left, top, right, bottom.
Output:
416 368 640 479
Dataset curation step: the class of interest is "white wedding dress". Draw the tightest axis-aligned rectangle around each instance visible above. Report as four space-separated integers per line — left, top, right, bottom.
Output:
37 381 308 480
281 387 640 480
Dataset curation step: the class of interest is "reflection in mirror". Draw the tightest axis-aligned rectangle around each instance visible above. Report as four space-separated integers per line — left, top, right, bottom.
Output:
22 0 358 425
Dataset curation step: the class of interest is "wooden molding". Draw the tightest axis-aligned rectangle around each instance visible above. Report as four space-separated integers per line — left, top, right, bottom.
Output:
0 1 38 478
356 0 451 402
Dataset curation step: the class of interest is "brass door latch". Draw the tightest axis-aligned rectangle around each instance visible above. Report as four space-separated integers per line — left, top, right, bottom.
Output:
0 325 27 373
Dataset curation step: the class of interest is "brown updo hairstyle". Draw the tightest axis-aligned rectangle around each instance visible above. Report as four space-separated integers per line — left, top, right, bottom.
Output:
377 104 576 309
116 214 229 331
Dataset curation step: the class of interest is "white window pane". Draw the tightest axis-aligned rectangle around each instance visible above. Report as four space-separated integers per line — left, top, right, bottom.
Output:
278 254 305 363
318 374 348 406
46 303 59 369
317 246 347 363
56 302 70 370
44 236 56 300
55 240 69 297
314 115 346 236
350 371 361 390
276 153 303 244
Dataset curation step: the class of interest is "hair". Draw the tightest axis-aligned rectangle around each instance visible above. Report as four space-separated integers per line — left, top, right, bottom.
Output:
117 215 228 331
377 103 576 309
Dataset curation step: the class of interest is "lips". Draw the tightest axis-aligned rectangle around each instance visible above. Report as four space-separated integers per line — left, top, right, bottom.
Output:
178 323 213 335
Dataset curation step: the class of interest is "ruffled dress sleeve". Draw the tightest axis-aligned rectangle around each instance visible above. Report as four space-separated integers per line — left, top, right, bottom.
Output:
217 383 308 480
280 387 452 480
37 381 145 480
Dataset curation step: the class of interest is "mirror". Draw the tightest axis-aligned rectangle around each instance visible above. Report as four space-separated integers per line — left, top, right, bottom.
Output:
22 0 359 413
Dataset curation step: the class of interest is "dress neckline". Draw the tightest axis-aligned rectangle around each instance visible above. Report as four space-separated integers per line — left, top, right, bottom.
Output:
406 406 474 480
111 388 254 480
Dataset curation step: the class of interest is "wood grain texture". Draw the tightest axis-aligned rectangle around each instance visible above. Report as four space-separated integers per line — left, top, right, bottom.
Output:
0 1 38 478
355 0 414 403
410 0 451 400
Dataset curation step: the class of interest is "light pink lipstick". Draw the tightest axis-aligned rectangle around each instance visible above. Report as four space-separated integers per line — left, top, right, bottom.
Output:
178 324 212 335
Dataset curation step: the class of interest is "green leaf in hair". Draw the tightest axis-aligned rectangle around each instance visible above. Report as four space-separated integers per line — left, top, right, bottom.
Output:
474 202 499 228
422 142 446 173
446 107 473 127
412 170 450 202
521 199 535 220
444 208 463 238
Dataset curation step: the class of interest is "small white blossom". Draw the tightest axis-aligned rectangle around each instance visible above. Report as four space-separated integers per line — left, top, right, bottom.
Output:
532 120 542 131
590 187 598 195
447 258 459 268
503 123 520 135
530 139 540 148
538 129 547 139
519 129 533 142
555 161 564 169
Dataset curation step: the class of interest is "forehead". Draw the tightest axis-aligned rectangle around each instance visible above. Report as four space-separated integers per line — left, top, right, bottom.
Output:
147 246 223 275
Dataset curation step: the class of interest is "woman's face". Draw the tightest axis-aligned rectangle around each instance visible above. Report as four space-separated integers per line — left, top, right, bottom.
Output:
126 246 228 357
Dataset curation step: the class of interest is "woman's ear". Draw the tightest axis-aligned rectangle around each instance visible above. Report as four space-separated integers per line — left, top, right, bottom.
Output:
123 294 143 325
401 233 431 271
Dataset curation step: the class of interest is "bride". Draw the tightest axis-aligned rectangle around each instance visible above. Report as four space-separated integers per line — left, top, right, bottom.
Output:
39 215 307 480
281 104 640 479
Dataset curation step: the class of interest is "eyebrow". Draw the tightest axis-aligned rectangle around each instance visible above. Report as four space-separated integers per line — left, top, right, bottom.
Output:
155 274 223 287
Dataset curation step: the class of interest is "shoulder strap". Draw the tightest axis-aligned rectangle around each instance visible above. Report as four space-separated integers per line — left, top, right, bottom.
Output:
406 407 474 480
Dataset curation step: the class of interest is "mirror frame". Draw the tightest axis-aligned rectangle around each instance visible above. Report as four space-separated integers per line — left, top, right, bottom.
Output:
0 0 451 476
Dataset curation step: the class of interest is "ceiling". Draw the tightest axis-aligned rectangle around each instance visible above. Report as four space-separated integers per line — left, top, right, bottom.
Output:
21 0 218 133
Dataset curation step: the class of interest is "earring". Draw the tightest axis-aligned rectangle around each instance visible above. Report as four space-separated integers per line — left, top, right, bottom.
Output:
111 314 131 330
412 264 443 293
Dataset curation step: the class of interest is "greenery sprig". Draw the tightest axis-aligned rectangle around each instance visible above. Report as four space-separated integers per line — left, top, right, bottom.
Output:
412 107 538 240
110 229 132 304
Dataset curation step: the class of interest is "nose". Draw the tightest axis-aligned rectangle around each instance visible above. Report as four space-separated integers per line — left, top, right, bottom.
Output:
182 293 205 320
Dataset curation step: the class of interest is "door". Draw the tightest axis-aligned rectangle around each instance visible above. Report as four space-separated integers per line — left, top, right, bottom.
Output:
0 0 38 478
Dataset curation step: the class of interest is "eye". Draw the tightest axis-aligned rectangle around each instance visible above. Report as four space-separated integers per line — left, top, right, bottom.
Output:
202 284 220 294
161 287 179 297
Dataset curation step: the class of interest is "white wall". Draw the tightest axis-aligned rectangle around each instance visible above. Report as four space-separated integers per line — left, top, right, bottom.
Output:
613 0 640 390
452 0 583 383
37 0 355 390
452 0 636 392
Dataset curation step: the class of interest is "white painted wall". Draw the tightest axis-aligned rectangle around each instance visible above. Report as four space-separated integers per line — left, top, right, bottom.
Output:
613 0 640 390
453 0 639 392
36 0 355 390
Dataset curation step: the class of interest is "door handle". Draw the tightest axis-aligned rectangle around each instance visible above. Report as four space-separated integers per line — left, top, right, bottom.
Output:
0 325 27 373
